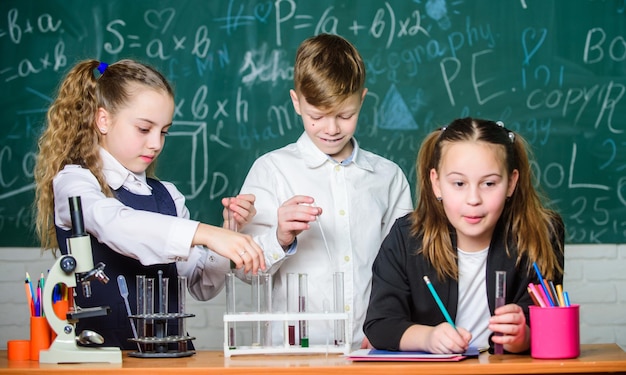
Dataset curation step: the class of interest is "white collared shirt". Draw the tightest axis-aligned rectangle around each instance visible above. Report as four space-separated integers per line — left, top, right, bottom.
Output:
53 148 229 301
238 132 413 349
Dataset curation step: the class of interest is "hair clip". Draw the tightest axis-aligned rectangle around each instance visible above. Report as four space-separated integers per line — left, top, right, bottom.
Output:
496 121 515 143
441 126 447 132
97 61 109 74
508 131 515 143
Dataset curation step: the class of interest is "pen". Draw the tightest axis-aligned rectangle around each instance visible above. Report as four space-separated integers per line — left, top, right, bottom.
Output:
423 276 456 330
532 262 555 306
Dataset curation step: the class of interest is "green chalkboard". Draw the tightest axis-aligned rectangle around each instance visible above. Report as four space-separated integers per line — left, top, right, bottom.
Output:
1 0 625 246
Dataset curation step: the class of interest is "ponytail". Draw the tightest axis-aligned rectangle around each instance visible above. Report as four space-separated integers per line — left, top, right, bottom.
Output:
34 60 107 251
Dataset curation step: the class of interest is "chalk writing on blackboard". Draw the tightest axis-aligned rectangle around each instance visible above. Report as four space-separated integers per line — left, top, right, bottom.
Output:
0 1 624 246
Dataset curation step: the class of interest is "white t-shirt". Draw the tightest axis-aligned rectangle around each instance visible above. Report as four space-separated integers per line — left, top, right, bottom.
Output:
456 247 491 348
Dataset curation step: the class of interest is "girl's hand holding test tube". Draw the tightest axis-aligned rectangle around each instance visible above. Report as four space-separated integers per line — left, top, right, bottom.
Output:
194 223 266 274
488 303 529 353
216 194 265 274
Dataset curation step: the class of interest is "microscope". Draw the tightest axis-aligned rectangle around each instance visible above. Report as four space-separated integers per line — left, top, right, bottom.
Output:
39 196 122 364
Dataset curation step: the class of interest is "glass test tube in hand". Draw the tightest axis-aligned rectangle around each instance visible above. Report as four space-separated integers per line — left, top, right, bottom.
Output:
494 270 506 355
225 198 239 348
299 273 309 348
333 272 345 346
227 197 238 232
227 197 237 270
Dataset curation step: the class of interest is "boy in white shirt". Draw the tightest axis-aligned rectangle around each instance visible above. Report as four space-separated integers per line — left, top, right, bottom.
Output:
238 33 413 349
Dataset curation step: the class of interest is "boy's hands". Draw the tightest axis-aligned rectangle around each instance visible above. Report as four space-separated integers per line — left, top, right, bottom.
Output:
276 195 322 249
222 194 257 231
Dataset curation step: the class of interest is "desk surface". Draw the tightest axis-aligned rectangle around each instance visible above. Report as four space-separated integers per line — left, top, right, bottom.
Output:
2 344 626 374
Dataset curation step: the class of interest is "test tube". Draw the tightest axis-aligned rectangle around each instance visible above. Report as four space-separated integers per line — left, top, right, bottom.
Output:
160 277 169 315
251 273 272 347
299 273 309 348
261 273 272 347
251 274 261 346
227 198 237 270
155 272 168 353
225 272 237 349
286 273 298 346
494 270 506 355
227 197 238 232
136 275 146 352
145 278 154 352
333 272 345 346
177 275 187 352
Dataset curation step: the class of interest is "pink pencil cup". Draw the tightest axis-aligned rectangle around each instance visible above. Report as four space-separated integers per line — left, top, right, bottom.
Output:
529 304 580 359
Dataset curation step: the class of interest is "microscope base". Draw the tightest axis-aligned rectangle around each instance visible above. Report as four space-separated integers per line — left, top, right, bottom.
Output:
39 339 122 364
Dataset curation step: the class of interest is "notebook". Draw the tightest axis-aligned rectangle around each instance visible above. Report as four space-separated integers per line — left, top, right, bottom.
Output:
347 346 482 362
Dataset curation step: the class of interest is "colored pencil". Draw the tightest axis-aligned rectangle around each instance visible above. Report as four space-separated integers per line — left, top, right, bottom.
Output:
555 284 565 307
532 262 555 306
548 281 560 306
527 283 546 307
423 276 456 330
563 291 571 307
24 276 34 316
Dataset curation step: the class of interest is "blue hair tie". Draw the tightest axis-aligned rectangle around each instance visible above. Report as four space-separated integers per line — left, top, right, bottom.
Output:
97 61 109 74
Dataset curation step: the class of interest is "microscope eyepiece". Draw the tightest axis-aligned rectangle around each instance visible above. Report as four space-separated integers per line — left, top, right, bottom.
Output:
69 196 86 237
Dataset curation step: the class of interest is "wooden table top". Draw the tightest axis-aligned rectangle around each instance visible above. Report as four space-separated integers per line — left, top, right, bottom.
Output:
2 343 626 374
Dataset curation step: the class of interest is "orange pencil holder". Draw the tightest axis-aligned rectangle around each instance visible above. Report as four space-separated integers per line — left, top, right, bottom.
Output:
29 316 51 361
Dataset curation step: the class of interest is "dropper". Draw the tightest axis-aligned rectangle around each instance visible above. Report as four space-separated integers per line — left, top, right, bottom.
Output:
311 203 332 263
117 275 141 352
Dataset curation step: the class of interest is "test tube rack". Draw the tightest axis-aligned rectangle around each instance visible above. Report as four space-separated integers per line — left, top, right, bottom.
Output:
127 312 196 358
223 311 350 357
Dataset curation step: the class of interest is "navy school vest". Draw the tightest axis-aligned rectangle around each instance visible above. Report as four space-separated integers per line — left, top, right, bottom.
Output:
55 178 182 350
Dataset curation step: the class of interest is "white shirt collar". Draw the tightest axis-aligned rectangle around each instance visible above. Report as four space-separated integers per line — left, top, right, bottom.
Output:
296 132 374 171
100 148 152 195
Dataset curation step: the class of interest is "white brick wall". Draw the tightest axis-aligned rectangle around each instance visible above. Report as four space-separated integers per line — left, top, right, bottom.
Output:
1 245 625 350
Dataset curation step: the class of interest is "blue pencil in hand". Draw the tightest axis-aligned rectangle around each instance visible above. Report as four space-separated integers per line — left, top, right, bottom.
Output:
423 276 456 329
